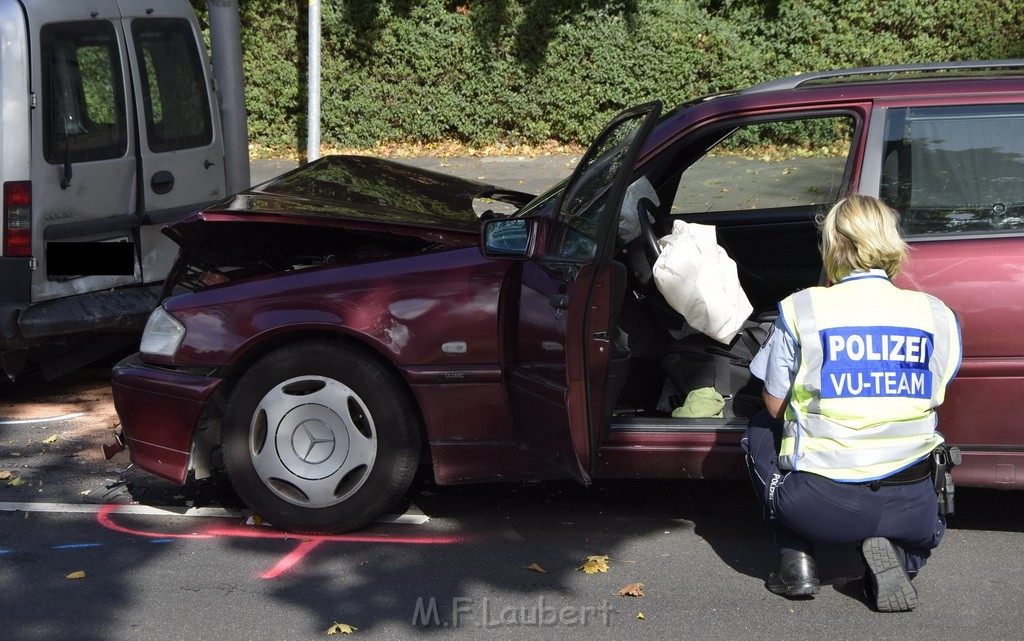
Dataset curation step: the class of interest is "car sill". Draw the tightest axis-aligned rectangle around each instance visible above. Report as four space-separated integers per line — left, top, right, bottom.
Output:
609 417 748 432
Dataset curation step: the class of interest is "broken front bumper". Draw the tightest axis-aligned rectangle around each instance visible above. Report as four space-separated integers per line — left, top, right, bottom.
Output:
110 353 223 484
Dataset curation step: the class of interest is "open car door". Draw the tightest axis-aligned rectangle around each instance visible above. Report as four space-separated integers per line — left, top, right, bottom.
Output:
505 102 661 483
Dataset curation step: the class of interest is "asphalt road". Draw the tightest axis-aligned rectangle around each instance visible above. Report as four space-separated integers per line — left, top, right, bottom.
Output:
1 369 1024 641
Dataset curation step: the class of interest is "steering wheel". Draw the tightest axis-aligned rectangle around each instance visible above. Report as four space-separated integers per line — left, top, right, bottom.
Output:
636 197 663 265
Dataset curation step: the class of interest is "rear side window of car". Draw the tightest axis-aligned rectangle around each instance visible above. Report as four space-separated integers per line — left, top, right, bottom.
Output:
41 21 128 164
670 115 855 215
131 18 213 153
880 105 1024 236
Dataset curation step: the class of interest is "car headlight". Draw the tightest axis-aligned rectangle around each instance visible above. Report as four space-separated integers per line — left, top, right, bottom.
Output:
140 306 186 357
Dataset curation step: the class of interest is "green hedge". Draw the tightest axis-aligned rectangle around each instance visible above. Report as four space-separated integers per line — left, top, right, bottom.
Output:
190 0 1024 150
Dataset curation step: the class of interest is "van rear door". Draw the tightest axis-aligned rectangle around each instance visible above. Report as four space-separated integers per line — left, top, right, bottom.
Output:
117 0 224 283
28 0 141 302
26 0 223 304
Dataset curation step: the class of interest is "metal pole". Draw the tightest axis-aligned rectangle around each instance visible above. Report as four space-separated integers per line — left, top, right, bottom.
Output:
307 0 321 162
207 0 250 192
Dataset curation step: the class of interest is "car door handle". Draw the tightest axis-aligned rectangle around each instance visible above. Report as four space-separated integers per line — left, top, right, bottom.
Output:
151 170 175 195
549 294 570 310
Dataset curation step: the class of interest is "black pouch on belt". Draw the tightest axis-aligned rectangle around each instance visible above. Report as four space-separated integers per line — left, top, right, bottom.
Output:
931 446 962 516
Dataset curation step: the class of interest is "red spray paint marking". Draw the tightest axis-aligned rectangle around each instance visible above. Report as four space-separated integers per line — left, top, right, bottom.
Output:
96 504 467 579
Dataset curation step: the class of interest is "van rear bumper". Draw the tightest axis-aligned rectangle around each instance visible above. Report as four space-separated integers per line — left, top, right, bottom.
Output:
17 284 160 340
1 257 32 344
0 257 31 302
2 282 159 352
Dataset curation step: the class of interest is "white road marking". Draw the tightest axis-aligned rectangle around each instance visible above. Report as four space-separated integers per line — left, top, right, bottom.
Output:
0 413 86 425
0 501 429 524
0 501 242 518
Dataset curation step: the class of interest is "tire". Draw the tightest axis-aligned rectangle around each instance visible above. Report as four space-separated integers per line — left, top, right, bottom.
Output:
222 340 421 533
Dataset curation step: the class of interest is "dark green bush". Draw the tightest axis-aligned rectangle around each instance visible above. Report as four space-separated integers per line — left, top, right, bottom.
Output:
191 0 1024 150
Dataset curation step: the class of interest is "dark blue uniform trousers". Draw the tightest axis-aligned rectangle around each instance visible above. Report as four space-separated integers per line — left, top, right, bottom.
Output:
742 411 945 574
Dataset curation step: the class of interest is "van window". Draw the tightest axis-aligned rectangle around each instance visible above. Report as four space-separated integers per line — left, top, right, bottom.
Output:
131 18 213 153
41 21 128 164
881 105 1024 235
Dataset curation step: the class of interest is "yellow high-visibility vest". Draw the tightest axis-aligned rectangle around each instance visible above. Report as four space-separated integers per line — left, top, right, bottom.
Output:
777 272 961 481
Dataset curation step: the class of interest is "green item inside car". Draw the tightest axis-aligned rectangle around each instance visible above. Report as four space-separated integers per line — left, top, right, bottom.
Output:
672 387 725 419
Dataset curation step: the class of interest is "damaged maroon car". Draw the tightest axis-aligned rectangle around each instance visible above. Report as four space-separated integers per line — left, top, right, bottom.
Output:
111 61 1024 532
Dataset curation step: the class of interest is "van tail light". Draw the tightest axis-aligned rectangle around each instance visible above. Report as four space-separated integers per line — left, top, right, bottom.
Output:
3 181 32 257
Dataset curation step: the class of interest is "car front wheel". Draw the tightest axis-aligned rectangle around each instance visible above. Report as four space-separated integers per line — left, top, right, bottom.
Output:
222 340 421 533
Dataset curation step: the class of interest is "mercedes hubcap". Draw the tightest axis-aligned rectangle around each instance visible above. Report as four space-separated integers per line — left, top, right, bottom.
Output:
248 375 377 507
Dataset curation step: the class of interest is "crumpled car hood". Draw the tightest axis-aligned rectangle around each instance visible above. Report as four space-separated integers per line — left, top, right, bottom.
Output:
165 155 535 248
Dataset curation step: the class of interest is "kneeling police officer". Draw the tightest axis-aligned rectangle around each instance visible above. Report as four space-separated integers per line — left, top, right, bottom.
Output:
743 195 962 612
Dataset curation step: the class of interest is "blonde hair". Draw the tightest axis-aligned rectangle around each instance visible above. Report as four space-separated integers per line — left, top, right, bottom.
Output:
819 195 908 281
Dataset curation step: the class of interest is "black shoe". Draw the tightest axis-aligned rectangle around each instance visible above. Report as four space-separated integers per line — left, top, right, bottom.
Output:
767 551 820 597
861 537 918 612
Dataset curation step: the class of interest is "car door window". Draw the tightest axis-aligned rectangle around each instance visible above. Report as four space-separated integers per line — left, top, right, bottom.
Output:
670 116 854 215
41 21 128 164
558 112 655 258
649 113 857 311
879 105 1024 235
131 18 213 152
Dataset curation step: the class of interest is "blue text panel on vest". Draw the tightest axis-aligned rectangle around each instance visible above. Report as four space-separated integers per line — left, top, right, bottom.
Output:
819 326 933 399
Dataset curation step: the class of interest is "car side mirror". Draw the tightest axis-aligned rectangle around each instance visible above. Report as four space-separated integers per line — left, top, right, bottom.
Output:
481 218 535 259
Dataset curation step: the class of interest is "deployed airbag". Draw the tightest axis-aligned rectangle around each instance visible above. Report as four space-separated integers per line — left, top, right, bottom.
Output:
652 220 753 344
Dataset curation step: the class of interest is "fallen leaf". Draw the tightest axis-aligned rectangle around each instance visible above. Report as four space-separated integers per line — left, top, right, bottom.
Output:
326 622 357 635
637 612 646 620
42 435 58 444
8 477 26 487
526 563 546 573
9 452 22 457
578 555 610 574
618 582 645 597
66 571 86 580
0 471 11 480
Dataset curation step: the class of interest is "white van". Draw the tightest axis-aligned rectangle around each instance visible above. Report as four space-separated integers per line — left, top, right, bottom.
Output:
0 0 225 379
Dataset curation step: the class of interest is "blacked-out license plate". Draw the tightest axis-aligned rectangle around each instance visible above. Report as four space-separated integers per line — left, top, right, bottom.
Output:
47 242 135 276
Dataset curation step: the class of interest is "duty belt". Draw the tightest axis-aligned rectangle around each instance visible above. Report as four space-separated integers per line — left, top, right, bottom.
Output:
864 456 933 490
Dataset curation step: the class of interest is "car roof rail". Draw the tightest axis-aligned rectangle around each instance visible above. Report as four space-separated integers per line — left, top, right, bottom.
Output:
742 59 1024 94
